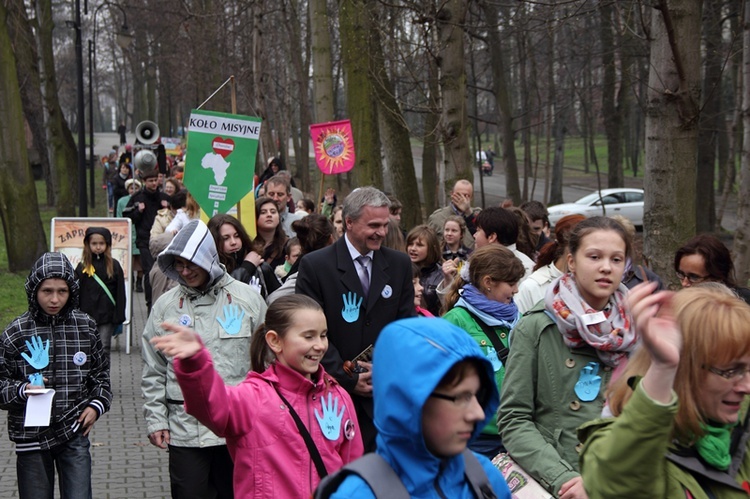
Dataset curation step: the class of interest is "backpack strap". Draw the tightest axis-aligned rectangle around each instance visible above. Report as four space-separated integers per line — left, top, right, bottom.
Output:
315 450 497 499
456 306 510 366
314 453 409 499
462 449 497 499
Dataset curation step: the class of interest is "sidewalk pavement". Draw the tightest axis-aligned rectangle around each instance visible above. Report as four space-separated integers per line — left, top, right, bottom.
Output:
0 289 170 498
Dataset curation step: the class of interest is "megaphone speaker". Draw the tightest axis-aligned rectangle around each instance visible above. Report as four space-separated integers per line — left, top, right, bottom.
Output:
134 149 158 173
135 120 160 145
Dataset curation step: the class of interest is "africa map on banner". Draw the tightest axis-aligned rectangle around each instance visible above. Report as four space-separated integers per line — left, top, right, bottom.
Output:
184 109 262 216
310 119 355 174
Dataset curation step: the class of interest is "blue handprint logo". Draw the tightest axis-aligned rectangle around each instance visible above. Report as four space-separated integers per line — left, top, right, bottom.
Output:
217 305 245 335
315 393 345 441
574 362 601 402
27 373 44 387
22 335 50 370
485 347 502 372
341 292 363 323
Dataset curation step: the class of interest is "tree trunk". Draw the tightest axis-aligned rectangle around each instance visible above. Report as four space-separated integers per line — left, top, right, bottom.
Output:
733 0 750 286
340 0 382 187
422 53 440 217
369 3 420 227
549 102 569 206
0 1 47 271
480 0 521 205
310 0 335 124
6 0 52 205
436 0 472 195
283 0 312 193
643 0 702 283
695 0 721 233
599 1 625 189
35 0 77 215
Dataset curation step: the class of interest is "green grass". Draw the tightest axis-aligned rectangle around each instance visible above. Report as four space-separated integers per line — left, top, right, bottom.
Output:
0 181 109 327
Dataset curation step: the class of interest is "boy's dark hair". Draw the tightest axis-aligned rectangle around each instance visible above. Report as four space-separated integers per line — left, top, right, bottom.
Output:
291 214 333 255
170 190 188 210
475 207 518 246
519 200 549 225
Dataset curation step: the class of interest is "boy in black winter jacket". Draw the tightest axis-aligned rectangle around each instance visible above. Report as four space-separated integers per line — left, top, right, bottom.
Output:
0 252 112 499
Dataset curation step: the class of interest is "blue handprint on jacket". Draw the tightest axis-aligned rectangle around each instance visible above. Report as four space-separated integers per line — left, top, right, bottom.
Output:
217 304 245 335
315 393 345 440
21 335 50 370
341 292 363 323
574 361 601 402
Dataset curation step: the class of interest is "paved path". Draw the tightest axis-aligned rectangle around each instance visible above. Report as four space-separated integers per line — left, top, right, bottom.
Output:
0 290 171 498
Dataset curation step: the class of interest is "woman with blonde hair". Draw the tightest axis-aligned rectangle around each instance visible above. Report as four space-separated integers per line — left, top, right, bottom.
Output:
580 284 750 498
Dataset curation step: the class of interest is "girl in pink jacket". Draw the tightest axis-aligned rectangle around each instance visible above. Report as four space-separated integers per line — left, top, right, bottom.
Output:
151 294 364 498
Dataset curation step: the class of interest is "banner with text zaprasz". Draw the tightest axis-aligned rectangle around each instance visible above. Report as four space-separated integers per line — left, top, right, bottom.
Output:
183 109 262 216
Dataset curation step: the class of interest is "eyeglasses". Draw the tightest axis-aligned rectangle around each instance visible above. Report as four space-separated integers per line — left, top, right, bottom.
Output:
174 262 199 273
429 391 481 408
703 364 750 382
676 270 710 284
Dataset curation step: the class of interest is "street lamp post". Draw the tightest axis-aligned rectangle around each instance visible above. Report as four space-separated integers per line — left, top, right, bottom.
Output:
74 0 87 216
88 2 134 214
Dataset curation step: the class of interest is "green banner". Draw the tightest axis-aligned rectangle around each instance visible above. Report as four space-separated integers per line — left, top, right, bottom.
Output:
183 109 262 216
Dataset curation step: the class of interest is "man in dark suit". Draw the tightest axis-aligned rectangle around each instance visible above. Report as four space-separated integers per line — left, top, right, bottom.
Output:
296 187 414 450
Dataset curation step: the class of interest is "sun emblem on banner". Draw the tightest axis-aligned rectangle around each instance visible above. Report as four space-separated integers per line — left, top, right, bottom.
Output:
315 126 354 174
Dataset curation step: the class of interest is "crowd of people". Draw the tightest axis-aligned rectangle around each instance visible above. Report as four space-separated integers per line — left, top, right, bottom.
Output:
2 150 750 499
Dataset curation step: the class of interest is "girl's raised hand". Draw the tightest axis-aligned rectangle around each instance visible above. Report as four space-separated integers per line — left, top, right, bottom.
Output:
151 322 202 359
627 282 681 368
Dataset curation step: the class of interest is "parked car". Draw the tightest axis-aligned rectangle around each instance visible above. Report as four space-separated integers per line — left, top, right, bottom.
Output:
547 188 644 228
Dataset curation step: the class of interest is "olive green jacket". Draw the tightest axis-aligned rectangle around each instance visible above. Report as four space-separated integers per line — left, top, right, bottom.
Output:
579 382 750 499
497 302 614 496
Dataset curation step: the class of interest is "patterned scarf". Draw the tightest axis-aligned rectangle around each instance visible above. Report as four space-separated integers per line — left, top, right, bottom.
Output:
544 274 636 367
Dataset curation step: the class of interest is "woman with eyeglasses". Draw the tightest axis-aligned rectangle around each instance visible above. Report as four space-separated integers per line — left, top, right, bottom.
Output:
674 234 750 305
580 283 750 498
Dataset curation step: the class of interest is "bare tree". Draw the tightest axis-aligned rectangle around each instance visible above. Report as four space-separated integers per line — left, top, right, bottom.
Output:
5 1 52 205
642 0 702 281
733 0 750 286
0 0 48 270
34 0 78 215
436 0 472 194
340 0 382 187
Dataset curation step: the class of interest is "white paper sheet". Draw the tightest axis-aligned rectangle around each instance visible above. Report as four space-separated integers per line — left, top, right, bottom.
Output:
24 389 55 427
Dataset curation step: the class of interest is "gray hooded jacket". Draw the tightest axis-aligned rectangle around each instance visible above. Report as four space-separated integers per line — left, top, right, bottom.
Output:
141 220 267 447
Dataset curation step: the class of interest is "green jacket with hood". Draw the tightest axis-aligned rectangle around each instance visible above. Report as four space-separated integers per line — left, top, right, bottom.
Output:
141 220 267 448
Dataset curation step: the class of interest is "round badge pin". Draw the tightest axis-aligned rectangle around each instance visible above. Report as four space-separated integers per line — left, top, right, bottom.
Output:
179 314 192 327
73 351 87 366
344 419 356 440
381 285 393 299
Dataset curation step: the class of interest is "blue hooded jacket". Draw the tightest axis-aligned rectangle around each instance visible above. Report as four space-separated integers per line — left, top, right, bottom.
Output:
330 317 511 498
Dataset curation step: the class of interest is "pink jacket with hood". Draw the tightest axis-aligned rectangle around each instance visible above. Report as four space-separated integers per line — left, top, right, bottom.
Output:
174 346 364 498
